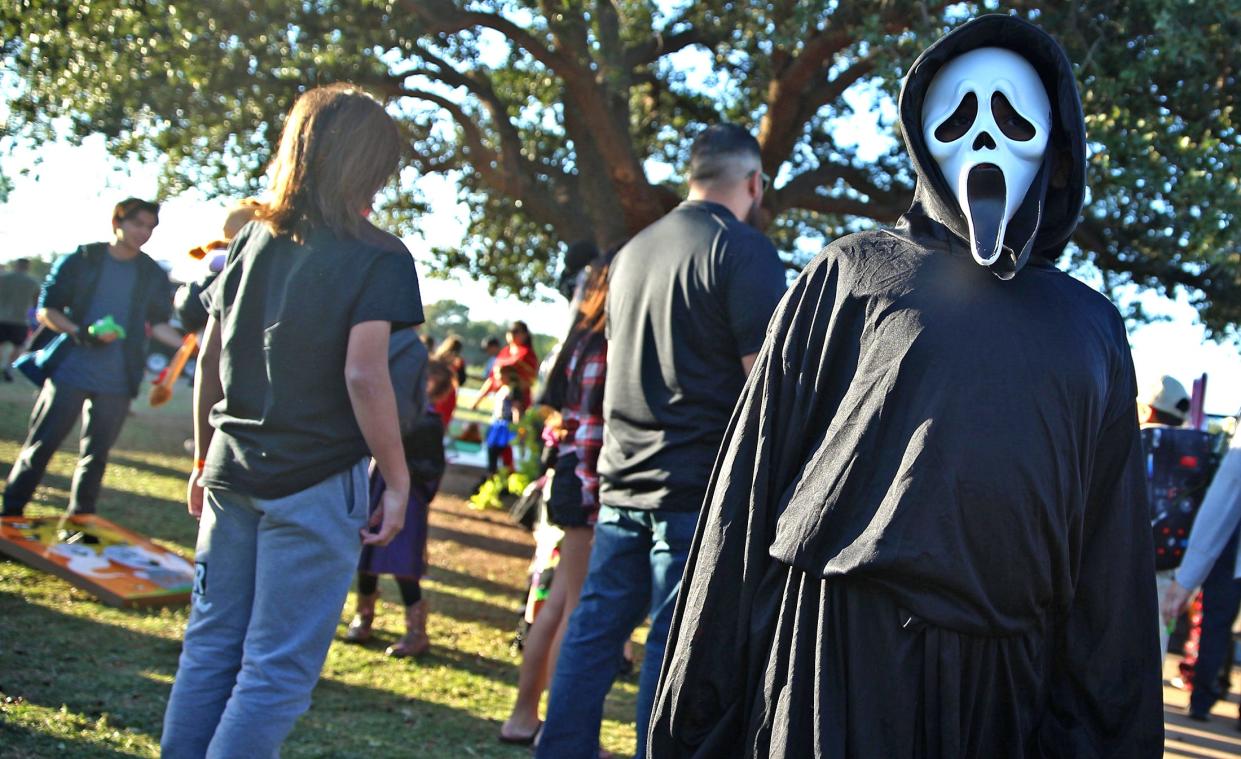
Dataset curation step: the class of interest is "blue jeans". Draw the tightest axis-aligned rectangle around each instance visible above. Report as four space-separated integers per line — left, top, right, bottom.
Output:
161 460 369 758
536 505 699 759
1189 527 1241 716
3 380 130 516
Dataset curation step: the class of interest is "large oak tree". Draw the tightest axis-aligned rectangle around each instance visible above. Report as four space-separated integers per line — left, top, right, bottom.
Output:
3 0 1237 334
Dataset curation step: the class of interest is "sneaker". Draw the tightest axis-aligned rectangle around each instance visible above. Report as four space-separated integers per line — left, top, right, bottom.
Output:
57 529 100 545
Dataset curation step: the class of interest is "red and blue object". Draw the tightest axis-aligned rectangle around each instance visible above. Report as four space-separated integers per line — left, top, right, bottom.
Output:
1141 426 1221 571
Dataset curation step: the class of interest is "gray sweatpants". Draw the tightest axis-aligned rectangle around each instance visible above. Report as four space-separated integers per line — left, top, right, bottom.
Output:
161 460 369 758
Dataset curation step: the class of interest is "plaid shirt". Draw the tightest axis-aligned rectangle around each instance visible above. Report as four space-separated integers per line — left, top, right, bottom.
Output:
561 334 607 522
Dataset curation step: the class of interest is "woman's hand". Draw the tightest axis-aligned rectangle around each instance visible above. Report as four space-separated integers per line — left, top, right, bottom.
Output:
362 488 408 546
187 470 205 519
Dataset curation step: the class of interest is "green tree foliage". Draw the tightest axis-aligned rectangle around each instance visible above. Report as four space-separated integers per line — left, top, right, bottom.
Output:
2 1 1237 334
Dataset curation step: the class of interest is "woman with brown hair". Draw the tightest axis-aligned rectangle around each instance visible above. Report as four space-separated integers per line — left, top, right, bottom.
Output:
162 83 423 757
433 334 468 386
500 251 614 747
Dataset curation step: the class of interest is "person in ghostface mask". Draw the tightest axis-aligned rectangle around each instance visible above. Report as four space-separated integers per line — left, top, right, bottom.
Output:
648 15 1163 758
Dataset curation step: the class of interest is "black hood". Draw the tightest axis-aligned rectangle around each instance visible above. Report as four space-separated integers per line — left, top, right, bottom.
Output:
897 14 1086 276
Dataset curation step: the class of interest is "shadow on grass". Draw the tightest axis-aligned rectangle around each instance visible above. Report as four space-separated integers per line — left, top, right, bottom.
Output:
427 524 532 561
0 587 181 742
331 633 521 689
431 504 533 536
107 451 190 482
289 677 533 758
0 584 536 759
0 720 145 759
427 564 526 600
350 576 520 637
429 587 521 636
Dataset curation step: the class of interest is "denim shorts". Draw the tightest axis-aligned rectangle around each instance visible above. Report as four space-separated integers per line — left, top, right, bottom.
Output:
546 450 588 528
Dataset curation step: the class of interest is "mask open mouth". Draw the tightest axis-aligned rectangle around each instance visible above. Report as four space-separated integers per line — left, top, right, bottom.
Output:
965 164 1007 266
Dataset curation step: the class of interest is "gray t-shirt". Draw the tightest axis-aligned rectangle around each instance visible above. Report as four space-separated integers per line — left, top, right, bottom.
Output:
0 270 40 324
52 255 138 396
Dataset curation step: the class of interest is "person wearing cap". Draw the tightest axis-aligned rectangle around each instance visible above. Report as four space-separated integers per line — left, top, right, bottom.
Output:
1161 423 1241 723
3 198 183 519
1138 374 1191 428
1137 374 1191 658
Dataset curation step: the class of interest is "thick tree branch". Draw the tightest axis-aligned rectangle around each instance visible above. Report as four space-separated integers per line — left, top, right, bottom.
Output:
398 88 498 180
399 87 574 234
759 1 952 170
399 0 572 75
778 161 906 219
392 46 530 184
623 28 711 69
622 8 725 69
401 0 658 232
595 0 623 73
766 0 800 76
760 55 876 170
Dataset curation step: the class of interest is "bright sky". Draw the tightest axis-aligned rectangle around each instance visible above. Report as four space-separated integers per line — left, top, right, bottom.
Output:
1 132 1238 416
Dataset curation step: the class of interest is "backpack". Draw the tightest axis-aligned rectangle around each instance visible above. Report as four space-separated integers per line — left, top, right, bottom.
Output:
388 329 428 436
403 408 446 484
1141 426 1222 571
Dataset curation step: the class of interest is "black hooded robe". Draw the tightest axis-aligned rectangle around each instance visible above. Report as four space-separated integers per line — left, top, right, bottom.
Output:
648 16 1163 759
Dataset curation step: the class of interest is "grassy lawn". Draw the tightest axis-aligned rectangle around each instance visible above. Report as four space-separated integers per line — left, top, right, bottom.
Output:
0 380 641 758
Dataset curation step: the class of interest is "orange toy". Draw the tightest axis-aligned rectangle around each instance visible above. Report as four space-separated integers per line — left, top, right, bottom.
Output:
149 332 199 407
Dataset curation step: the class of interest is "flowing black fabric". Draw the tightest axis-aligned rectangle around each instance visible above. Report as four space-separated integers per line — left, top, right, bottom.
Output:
648 15 1162 759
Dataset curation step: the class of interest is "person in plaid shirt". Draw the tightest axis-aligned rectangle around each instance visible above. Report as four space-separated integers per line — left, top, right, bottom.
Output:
560 335 607 520
501 252 614 747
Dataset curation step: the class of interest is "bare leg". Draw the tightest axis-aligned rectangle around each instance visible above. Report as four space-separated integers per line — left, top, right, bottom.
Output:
501 527 593 740
544 528 593 688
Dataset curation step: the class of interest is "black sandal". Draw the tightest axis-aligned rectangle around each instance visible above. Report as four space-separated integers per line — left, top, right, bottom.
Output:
497 722 541 746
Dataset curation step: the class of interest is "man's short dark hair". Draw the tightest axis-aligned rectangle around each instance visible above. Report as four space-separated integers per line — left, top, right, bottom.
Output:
689 124 762 187
482 336 501 350
113 197 161 225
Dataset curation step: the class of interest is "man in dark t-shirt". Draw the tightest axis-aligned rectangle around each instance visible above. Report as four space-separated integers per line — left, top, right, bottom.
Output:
536 125 788 759
3 198 183 519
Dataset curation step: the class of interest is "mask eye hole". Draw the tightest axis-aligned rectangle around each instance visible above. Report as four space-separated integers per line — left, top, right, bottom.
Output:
992 92 1036 141
933 92 977 143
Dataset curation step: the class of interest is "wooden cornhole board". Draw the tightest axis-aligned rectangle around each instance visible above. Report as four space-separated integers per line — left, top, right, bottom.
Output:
0 514 193 607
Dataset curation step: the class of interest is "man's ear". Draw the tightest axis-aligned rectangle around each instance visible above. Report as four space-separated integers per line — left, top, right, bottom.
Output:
1137 404 1154 424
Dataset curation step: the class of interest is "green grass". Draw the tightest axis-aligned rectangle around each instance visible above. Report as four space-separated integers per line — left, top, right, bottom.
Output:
0 381 642 758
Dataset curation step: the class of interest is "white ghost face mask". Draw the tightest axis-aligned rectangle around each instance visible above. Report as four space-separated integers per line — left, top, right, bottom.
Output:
922 47 1051 268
